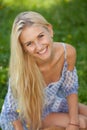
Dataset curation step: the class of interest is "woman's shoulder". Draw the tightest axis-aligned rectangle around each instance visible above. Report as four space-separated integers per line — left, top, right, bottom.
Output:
65 43 76 70
66 43 76 55
53 42 76 67
54 42 76 56
54 42 76 70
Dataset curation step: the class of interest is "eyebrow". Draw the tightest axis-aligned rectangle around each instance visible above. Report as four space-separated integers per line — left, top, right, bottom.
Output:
23 31 44 45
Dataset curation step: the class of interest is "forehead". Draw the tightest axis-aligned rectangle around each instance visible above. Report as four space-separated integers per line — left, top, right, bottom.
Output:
20 25 48 43
23 24 46 34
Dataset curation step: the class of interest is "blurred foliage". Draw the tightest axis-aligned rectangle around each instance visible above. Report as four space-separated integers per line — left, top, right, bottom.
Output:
0 0 87 114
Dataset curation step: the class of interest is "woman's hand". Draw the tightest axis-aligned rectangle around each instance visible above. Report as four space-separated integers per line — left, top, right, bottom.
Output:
66 124 79 130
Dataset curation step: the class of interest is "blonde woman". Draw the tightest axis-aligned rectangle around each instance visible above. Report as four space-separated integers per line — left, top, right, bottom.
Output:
0 11 87 130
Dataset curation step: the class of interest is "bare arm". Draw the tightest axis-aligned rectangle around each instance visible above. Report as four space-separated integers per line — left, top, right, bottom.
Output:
66 44 79 130
67 94 79 124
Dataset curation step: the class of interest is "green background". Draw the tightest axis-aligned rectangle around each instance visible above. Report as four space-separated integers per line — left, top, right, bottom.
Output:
0 0 87 114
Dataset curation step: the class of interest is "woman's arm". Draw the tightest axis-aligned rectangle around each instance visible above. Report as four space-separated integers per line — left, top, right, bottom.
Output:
66 44 79 129
66 94 79 130
67 94 79 124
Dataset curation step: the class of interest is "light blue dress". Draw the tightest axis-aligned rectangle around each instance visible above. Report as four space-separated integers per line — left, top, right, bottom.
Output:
0 43 79 130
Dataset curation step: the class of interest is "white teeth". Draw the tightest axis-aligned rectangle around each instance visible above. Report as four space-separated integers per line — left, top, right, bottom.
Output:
38 48 47 54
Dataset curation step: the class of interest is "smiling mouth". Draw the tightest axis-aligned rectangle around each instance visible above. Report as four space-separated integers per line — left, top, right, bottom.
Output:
38 47 48 55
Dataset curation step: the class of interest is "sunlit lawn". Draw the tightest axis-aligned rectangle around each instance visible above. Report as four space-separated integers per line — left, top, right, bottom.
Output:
0 0 87 112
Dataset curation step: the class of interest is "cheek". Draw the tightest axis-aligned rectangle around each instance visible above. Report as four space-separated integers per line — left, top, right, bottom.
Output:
46 34 53 42
47 37 53 45
26 47 35 54
42 36 52 44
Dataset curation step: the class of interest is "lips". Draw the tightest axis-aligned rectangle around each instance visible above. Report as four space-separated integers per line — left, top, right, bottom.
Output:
38 47 47 55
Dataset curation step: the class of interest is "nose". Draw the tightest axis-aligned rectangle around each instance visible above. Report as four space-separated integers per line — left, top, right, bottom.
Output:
35 41 42 51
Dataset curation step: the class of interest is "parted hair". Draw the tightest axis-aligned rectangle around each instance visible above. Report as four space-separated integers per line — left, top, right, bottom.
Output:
9 11 50 130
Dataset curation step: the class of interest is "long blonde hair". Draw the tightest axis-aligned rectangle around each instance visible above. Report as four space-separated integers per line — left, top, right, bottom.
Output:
9 11 50 130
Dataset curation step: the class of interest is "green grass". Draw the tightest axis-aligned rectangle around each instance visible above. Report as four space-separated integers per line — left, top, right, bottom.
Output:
0 0 87 115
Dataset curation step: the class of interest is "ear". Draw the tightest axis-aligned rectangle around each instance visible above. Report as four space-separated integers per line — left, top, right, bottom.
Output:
47 24 53 38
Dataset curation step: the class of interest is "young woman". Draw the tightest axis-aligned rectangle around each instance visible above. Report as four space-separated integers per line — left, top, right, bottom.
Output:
0 11 87 130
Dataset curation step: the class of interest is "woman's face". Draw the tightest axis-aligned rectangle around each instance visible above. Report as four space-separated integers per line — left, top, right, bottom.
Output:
19 24 53 64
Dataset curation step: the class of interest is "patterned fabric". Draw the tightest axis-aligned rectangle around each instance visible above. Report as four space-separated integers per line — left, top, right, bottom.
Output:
42 61 78 118
0 44 79 130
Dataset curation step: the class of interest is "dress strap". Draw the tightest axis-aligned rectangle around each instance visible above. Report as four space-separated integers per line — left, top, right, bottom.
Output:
62 43 67 60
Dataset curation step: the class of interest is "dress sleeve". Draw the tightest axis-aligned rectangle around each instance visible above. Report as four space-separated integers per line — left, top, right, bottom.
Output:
62 67 79 97
0 80 19 129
